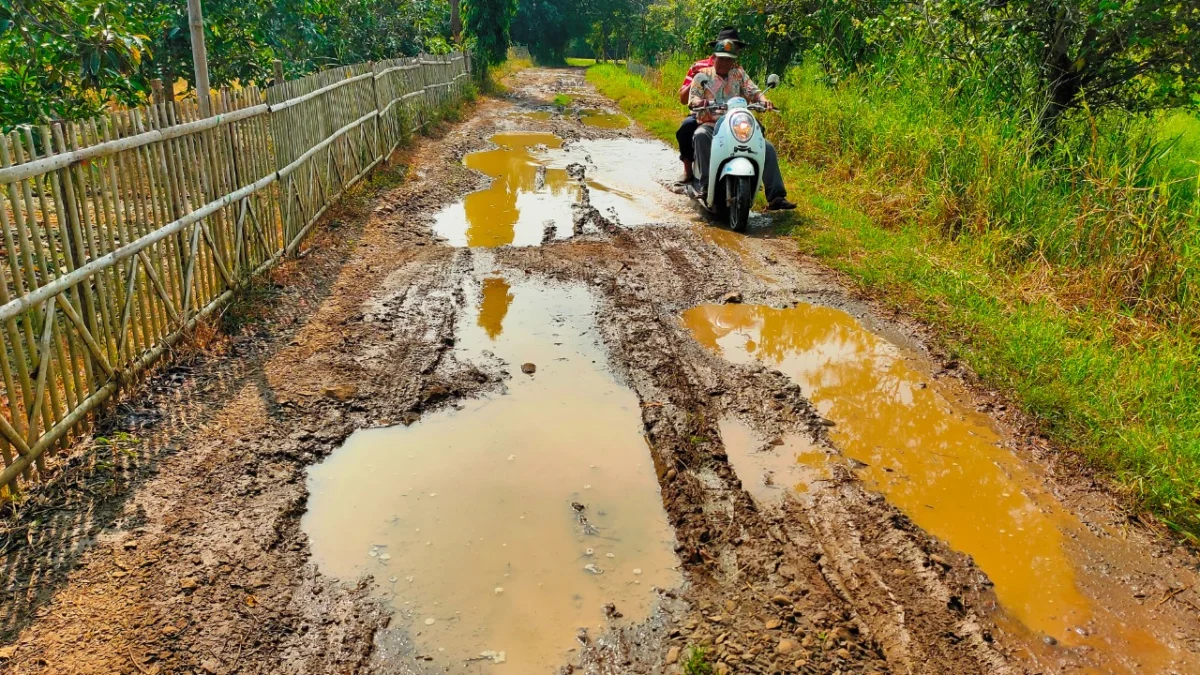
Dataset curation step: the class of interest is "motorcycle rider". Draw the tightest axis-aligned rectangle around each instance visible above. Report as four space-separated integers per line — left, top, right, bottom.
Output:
689 30 796 210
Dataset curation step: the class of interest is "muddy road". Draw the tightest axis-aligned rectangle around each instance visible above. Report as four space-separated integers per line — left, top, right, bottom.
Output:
3 68 1200 675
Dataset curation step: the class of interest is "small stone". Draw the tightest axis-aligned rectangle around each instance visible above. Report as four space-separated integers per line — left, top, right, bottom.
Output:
836 648 851 659
771 594 792 606
777 638 798 654
378 553 391 561
584 564 603 574
521 363 537 375
666 646 680 664
322 384 358 401
161 625 180 637
632 568 642 575
180 577 199 591
765 618 782 630
716 663 731 675
930 554 949 568
721 291 744 304
200 658 221 673
425 618 437 626
666 468 678 481
495 587 504 594
1043 635 1058 646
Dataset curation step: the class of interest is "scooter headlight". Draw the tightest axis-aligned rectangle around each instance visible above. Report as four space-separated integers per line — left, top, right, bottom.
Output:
729 111 755 142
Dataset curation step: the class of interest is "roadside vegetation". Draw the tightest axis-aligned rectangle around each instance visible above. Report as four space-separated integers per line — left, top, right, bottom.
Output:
0 0 463 129
585 2 1200 539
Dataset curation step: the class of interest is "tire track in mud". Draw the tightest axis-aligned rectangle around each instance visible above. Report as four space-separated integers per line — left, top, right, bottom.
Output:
3 67 1199 675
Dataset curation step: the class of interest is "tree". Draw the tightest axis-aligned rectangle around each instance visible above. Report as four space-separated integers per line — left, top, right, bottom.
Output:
463 0 516 65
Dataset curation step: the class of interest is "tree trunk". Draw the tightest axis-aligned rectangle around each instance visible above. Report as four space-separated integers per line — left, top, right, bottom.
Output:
450 0 462 43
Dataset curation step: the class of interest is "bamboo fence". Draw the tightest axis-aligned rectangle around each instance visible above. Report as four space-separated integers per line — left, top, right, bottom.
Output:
0 51 475 493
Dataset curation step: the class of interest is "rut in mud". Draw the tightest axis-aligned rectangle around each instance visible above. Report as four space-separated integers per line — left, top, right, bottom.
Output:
2 67 1200 675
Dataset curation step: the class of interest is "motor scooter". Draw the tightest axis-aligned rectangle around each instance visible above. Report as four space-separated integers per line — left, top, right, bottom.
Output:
686 74 779 232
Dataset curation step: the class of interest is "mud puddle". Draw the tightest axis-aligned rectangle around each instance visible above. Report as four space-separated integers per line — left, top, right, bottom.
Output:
432 133 660 247
684 302 1189 674
718 418 833 500
303 275 679 672
576 109 629 129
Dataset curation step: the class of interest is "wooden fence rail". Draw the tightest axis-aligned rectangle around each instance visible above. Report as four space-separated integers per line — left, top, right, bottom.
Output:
0 51 475 493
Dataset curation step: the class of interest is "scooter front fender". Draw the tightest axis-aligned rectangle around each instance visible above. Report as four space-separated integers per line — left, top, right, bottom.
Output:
720 157 756 177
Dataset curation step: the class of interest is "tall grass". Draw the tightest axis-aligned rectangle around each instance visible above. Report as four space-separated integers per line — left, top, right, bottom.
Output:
589 55 1200 539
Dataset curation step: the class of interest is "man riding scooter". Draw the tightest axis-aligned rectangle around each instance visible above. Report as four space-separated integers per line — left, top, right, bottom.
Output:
688 30 795 211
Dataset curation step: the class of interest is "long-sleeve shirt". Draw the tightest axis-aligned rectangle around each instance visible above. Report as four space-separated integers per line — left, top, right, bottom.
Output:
688 65 766 124
678 56 715 105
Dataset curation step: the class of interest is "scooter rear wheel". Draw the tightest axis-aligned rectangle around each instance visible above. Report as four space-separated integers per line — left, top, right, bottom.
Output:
728 176 754 233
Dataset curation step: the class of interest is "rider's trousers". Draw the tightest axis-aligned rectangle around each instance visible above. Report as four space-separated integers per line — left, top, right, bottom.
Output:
692 124 787 202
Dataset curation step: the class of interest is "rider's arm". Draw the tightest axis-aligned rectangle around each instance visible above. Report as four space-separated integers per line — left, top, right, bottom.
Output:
742 72 767 104
679 61 704 105
687 74 708 110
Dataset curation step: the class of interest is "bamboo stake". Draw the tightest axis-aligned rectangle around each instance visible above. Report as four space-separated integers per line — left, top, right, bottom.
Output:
42 125 97 397
6 134 66 448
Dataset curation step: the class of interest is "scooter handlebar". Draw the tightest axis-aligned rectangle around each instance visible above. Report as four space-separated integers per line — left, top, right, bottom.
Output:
690 103 778 114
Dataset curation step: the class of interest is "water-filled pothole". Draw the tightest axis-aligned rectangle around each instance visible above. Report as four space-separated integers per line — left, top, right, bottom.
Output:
431 133 657 248
304 277 679 672
577 109 629 129
718 418 833 500
684 302 1181 673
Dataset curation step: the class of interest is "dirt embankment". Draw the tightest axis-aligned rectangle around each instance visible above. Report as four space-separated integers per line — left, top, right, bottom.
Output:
1 67 1198 675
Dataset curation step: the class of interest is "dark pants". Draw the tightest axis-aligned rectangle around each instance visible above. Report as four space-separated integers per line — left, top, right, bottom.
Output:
676 115 700 162
692 124 787 202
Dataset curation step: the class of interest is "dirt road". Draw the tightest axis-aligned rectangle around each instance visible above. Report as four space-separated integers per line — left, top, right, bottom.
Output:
3 67 1200 675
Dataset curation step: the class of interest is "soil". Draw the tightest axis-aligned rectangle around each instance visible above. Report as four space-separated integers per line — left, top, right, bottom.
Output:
2 67 1199 675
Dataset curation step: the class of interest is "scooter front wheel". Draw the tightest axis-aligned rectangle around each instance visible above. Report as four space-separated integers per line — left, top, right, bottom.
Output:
728 175 755 233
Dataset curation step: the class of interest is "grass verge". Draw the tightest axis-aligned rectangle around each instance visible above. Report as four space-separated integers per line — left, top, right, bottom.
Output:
587 62 1200 540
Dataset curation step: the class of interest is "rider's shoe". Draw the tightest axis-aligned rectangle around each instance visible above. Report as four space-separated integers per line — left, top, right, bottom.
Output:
767 198 797 211
674 172 691 186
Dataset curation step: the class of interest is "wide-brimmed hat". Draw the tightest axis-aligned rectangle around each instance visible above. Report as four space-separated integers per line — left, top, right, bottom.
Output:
708 27 747 57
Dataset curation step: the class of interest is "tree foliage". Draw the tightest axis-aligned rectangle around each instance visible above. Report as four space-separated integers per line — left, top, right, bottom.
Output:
463 0 517 65
612 0 1200 131
1 0 452 128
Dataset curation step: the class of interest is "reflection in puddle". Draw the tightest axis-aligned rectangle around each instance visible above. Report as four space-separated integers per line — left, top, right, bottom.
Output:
578 109 629 129
684 303 1181 673
304 279 679 672
477 277 512 339
432 133 654 248
719 419 831 500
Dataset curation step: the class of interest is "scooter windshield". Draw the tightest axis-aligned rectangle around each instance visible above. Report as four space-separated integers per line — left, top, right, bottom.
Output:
725 97 749 110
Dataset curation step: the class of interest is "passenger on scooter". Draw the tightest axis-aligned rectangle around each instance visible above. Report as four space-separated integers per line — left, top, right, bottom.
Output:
689 32 796 211
673 51 716 184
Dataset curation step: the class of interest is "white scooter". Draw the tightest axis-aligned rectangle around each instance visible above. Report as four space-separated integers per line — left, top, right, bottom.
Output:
686 74 779 232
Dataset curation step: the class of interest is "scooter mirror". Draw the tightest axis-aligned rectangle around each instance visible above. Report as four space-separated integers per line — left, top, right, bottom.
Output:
766 74 780 89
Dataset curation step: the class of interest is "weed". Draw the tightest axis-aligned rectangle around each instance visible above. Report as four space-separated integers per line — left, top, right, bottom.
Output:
681 646 714 675
553 93 573 109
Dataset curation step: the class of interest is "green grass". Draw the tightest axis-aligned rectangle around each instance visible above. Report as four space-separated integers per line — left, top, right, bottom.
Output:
681 646 714 675
588 61 1200 540
566 57 597 67
552 93 573 109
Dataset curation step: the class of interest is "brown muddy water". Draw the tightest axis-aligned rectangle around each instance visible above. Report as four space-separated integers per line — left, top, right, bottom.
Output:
577 109 630 129
303 277 679 672
684 302 1185 674
432 133 664 247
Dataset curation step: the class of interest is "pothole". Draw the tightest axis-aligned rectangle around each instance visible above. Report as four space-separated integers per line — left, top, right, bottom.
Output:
684 302 1184 673
718 418 834 500
576 109 629 129
303 276 679 672
431 133 662 248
